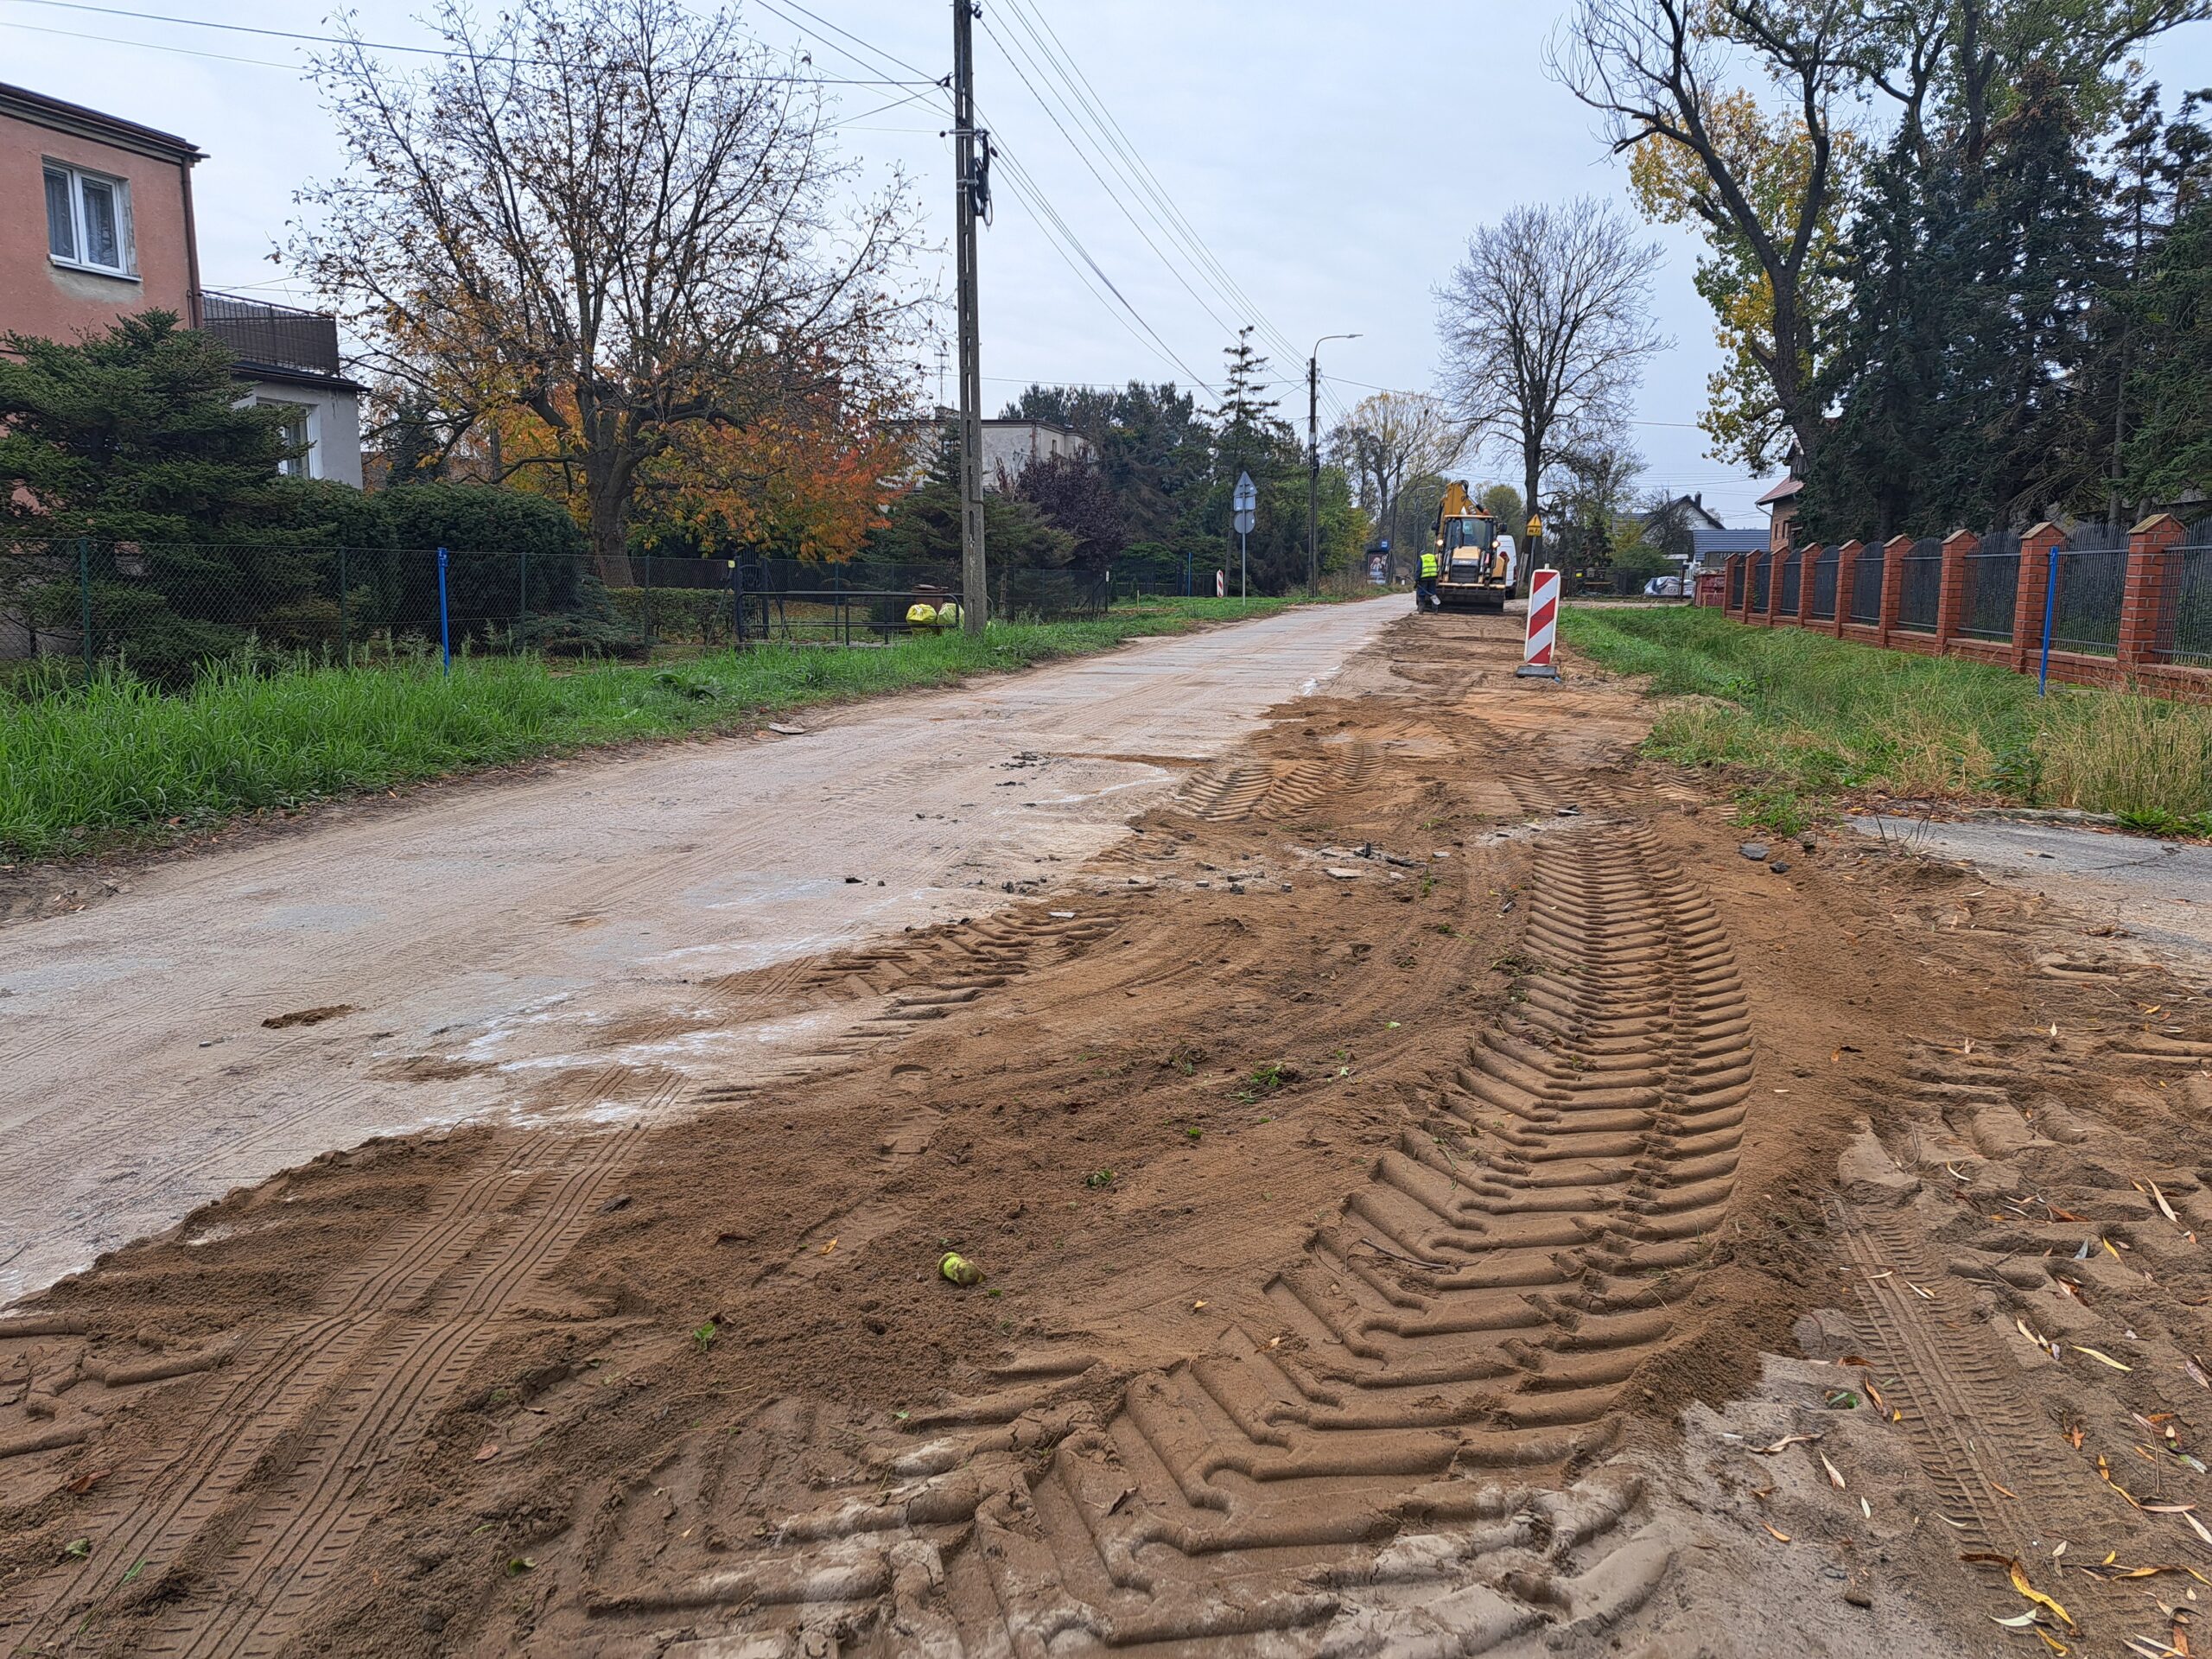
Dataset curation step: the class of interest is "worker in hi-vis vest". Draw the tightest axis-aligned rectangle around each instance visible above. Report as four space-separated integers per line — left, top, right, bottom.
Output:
1417 545 1441 612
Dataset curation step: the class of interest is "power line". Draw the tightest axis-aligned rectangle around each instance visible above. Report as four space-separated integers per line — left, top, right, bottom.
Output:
0 15 293 67
0 0 935 83
747 0 936 82
983 0 1333 416
996 0 1305 368
988 134 1222 394
976 11 1241 346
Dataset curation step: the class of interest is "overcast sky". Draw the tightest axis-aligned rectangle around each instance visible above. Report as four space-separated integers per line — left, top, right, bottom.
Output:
9 0 2212 528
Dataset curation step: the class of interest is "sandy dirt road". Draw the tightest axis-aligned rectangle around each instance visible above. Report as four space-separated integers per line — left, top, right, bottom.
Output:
0 599 1395 1305
6 608 2212 1657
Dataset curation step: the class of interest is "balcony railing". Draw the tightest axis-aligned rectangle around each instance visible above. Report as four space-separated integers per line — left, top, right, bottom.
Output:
197 289 341 378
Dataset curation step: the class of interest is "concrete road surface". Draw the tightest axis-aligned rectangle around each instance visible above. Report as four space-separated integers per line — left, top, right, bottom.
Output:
0 599 1398 1300
1848 811 2212 963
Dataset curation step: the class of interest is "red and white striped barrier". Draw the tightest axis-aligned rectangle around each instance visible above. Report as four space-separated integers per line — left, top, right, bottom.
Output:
1516 567 1561 679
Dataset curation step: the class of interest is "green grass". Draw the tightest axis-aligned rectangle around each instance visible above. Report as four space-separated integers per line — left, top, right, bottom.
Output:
0 594 1314 860
1560 605 2212 834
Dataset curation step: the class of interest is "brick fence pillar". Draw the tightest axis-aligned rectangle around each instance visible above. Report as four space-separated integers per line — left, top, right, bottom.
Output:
2119 512 2187 672
1934 529 1975 653
1833 542 1859 635
1796 543 1818 626
2012 523 2063 673
1878 534 1913 647
1764 548 1785 624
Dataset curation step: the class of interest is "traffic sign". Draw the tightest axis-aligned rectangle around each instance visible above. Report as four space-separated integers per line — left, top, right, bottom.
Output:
1524 512 1545 539
1232 471 1256 536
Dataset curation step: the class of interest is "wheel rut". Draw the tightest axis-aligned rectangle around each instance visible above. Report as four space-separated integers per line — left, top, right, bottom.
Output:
562 819 1756 1655
0 1104 656 1656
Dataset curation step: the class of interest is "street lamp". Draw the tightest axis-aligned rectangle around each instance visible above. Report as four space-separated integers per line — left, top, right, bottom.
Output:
1308 333 1360 593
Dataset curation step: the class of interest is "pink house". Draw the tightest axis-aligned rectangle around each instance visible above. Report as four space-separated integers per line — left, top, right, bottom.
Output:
2 81 360 486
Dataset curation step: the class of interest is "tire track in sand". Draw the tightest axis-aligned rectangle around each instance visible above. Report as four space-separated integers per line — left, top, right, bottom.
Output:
563 817 1757 1655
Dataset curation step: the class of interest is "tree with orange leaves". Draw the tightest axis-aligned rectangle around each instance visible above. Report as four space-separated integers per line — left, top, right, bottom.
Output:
298 0 923 581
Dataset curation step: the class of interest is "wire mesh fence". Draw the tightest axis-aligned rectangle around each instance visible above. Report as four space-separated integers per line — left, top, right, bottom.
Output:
1749 551 1770 613
1809 544 1838 620
1726 557 1744 609
0 542 1111 693
1777 548 1801 615
1895 537 1943 632
1848 541 1885 624
1958 531 2019 641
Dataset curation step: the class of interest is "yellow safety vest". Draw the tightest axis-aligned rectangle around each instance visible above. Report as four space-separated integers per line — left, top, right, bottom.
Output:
1420 550 1440 578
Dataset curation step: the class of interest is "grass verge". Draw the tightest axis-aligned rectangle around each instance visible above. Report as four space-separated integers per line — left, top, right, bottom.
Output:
1560 605 2212 836
2 595 1319 861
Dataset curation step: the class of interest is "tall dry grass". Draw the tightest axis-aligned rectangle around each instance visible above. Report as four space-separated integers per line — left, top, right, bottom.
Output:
1562 607 2212 831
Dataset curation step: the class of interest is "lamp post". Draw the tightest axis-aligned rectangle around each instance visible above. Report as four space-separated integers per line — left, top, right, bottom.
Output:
1308 332 1360 592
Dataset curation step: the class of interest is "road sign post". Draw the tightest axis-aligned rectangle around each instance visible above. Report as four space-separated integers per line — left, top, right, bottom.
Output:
1517 566 1561 679
1233 472 1256 601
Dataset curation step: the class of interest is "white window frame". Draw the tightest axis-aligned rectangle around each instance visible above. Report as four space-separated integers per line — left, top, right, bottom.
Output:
258 397 319 480
42 160 137 280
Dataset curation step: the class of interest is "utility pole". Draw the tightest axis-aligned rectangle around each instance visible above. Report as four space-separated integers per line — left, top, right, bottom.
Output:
1306 355 1319 593
952 0 986 634
1306 333 1358 594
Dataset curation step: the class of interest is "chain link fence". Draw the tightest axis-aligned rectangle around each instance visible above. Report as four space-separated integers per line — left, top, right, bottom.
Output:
0 542 1111 692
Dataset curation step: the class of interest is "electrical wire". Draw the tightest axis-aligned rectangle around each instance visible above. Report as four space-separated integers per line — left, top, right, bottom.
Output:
0 0 935 84
982 0 1344 423
995 0 1310 373
976 11 1238 343
0 15 295 68
988 133 1222 394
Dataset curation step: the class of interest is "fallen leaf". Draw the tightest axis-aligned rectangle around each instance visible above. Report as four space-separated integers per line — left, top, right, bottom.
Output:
1764 1522 1792 1543
1754 1433 1822 1455
2075 1344 2136 1372
2189 1358 2211 1389
2152 1182 2183 1226
1861 1497 1872 1519
1192 1300 1207 1312
1822 1452 1848 1490
820 1236 837 1256
1907 1281 1937 1300
1962 1553 2075 1630
506 1556 536 1576
2187 1511 2212 1548
61 1468 112 1496
474 1443 500 1463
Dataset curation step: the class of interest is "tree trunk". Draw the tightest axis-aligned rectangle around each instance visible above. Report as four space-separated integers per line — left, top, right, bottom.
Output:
1522 452 1543 598
586 442 636 588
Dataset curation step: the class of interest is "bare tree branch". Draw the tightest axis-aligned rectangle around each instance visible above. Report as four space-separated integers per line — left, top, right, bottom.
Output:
293 0 924 577
1435 199 1667 589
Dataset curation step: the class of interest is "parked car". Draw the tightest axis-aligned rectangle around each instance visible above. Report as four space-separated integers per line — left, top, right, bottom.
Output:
1642 575 1688 598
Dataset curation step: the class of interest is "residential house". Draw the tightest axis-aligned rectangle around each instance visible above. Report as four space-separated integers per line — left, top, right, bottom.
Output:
892 409 1093 493
1758 471 1804 553
1644 492 1727 536
3 81 362 486
1690 527 1768 575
